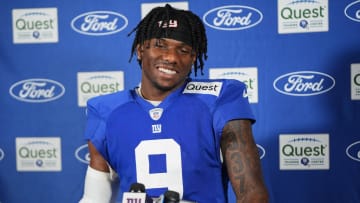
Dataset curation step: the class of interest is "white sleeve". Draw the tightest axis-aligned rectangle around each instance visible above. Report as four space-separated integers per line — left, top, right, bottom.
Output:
79 166 119 203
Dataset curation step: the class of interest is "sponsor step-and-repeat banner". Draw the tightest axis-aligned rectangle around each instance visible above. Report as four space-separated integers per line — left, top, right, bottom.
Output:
1 0 360 202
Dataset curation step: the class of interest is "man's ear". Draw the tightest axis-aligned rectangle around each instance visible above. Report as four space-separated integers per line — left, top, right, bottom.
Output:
192 53 197 65
136 44 143 60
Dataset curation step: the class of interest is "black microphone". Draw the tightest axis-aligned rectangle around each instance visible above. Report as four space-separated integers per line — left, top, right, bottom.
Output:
163 190 180 203
129 183 146 193
154 190 181 203
122 183 153 203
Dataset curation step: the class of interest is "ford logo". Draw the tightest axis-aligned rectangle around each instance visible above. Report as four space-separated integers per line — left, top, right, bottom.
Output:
75 144 90 164
346 141 360 162
257 144 266 159
9 78 65 103
0 148 4 161
273 71 335 96
71 11 128 36
203 5 263 31
345 0 360 22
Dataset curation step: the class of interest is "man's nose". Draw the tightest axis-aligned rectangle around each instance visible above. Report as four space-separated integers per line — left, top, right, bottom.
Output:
162 48 178 63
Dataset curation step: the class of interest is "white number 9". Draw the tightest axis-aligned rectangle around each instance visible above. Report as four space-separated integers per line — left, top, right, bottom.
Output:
135 139 183 198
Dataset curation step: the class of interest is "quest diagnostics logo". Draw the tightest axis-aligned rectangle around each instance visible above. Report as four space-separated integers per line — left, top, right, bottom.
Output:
77 71 124 107
278 0 328 34
351 63 360 100
273 71 335 96
9 78 65 103
183 81 223 96
16 137 62 171
12 8 58 43
279 134 329 170
209 67 258 103
71 11 128 36
203 5 263 31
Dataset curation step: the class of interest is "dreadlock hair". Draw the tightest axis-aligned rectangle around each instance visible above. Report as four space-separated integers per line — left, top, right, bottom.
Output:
128 4 208 76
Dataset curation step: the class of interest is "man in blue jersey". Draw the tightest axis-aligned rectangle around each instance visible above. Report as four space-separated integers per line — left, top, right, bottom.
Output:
80 4 269 203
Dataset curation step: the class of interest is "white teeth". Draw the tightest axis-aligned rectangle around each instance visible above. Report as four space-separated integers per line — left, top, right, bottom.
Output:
159 67 176 75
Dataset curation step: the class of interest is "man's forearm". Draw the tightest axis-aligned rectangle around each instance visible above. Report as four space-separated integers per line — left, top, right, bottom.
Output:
221 120 269 203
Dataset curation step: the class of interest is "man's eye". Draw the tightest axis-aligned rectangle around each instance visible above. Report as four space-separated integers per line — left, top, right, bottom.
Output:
179 48 191 54
182 49 190 53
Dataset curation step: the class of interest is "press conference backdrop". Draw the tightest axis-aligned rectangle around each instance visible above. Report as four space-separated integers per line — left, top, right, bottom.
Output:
0 0 359 202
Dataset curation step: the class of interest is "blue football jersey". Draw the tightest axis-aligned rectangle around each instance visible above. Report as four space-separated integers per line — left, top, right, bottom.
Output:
84 78 255 203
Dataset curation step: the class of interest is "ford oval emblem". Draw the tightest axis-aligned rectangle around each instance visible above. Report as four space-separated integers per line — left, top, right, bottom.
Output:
75 144 90 164
346 141 360 162
257 144 266 159
71 11 128 36
344 1 360 22
203 5 263 31
273 71 335 96
0 148 4 161
9 78 65 103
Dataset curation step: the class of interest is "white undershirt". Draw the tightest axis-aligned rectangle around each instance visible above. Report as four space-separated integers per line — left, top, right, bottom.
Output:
136 87 162 106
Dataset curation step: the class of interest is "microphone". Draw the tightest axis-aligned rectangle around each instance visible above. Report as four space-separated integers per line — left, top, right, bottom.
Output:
129 183 146 193
122 183 153 203
163 190 180 203
155 190 181 203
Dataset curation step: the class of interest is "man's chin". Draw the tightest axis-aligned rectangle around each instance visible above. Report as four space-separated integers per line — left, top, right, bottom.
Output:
155 81 184 92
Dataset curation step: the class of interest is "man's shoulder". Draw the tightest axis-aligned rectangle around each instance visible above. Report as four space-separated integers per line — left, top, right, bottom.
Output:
86 89 133 110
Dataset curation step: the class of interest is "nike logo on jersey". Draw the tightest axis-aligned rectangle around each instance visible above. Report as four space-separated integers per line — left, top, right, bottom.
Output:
183 81 222 96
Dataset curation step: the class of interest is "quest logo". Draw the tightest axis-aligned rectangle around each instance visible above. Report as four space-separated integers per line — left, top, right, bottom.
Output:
71 11 128 36
16 137 62 171
203 5 263 31
77 71 124 107
279 134 329 170
9 78 65 103
273 71 335 96
351 63 360 100
183 81 223 96
346 141 360 162
75 144 90 164
278 0 328 34
12 8 58 43
345 0 360 22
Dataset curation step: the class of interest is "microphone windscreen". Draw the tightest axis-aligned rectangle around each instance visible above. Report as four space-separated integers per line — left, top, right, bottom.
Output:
129 182 146 192
164 190 180 203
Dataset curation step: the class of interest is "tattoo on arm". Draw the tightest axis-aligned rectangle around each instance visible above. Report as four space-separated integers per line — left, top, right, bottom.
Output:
220 120 269 202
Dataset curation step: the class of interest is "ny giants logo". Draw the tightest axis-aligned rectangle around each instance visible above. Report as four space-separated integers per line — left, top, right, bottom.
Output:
158 20 178 28
273 71 335 96
203 5 263 30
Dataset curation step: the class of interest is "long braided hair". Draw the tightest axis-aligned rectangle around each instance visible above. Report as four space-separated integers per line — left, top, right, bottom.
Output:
128 4 208 76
